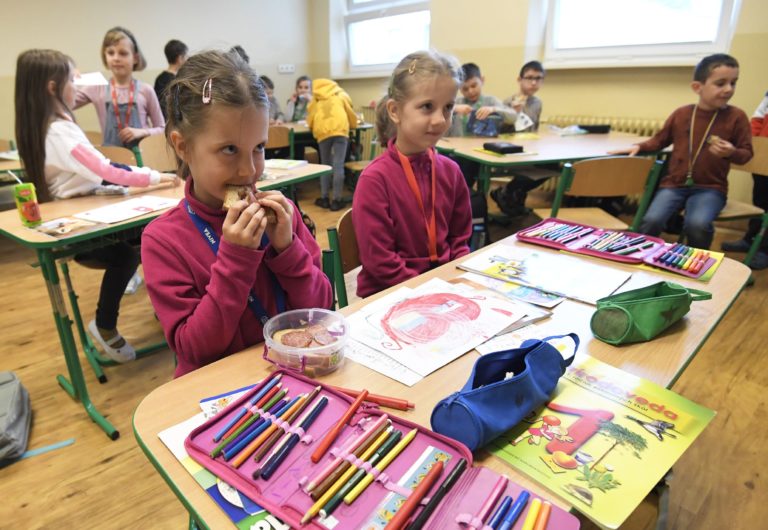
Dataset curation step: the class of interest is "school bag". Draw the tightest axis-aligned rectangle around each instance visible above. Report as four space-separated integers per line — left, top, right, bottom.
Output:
0 372 32 460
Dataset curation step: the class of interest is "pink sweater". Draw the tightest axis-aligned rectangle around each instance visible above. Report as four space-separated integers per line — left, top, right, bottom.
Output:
142 179 332 377
352 140 473 298
75 80 165 137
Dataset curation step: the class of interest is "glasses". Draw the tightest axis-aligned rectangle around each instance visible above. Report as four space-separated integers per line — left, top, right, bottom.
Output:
522 76 544 82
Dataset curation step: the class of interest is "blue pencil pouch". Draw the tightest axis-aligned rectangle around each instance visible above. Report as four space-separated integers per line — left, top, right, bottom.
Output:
430 334 578 451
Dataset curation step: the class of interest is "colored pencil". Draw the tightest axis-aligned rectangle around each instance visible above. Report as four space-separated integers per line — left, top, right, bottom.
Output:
384 460 444 530
300 427 394 524
320 430 403 517
344 428 418 505
498 490 530 530
559 227 595 244
532 501 551 530
615 240 654 256
224 395 301 462
218 398 287 458
212 373 282 442
468 474 509 530
258 396 329 480
607 235 646 252
329 385 415 411
219 383 282 442
304 414 390 494
209 388 286 458
311 389 369 463
487 495 513 530
253 385 322 463
520 497 542 530
405 458 468 530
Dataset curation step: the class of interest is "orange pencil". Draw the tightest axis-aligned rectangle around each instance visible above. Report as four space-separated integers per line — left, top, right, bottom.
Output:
533 501 551 530
221 383 282 441
384 460 443 530
311 390 369 463
231 395 306 468
329 385 415 411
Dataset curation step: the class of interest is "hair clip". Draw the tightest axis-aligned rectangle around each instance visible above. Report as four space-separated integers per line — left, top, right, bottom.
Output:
408 60 418 74
202 78 213 104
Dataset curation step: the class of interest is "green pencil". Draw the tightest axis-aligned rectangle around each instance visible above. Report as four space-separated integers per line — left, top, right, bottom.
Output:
210 389 286 458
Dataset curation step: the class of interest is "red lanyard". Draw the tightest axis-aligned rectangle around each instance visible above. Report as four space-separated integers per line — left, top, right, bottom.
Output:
396 147 438 263
110 78 135 130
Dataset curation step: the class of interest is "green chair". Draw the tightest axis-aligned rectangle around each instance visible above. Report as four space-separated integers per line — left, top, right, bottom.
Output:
326 209 359 308
533 156 663 231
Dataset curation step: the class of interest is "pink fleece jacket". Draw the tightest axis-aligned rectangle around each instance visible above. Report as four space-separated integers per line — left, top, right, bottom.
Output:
352 139 473 298
142 179 332 377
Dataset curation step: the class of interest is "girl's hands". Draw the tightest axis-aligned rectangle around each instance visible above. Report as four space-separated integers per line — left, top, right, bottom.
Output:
256 191 294 253
608 145 641 156
118 127 147 144
160 173 181 186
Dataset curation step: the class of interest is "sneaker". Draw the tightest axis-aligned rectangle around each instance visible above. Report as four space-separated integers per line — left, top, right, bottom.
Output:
721 239 751 252
748 251 768 270
314 197 330 209
124 271 143 295
87 320 136 363
330 199 345 212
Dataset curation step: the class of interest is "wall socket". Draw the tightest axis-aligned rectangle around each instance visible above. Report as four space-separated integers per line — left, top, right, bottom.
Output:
278 64 296 74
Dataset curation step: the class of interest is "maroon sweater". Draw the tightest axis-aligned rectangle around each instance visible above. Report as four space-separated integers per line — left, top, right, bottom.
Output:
352 139 472 298
637 104 753 195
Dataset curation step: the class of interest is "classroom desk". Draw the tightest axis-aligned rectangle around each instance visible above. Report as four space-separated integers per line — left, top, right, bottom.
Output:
0 163 331 440
284 121 374 160
133 235 750 528
437 130 651 193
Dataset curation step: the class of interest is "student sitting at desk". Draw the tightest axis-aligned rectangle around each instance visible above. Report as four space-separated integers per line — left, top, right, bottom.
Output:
74 27 165 149
353 50 472 298
141 50 331 377
15 49 177 363
612 53 753 250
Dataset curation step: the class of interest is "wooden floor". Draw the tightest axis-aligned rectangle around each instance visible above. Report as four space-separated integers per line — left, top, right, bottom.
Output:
0 182 766 529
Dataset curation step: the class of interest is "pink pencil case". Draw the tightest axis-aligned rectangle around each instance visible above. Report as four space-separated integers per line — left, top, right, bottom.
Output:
185 370 580 529
517 218 665 264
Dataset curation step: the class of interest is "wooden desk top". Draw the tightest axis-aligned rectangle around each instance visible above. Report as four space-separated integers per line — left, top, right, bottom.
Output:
437 130 649 166
133 236 749 528
0 163 331 249
285 122 373 136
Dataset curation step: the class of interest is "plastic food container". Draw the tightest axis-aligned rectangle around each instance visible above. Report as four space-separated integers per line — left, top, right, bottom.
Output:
263 308 348 376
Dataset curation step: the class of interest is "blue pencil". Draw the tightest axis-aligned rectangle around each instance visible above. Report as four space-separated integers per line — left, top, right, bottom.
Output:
213 373 282 442
221 399 286 456
223 396 300 461
488 495 513 529
258 396 329 480
499 490 530 530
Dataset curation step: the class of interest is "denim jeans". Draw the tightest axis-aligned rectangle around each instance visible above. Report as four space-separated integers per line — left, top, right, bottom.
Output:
640 187 727 249
318 136 349 201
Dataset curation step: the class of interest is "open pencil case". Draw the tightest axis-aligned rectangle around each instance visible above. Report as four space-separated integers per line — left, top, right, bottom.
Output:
517 218 665 264
185 370 580 529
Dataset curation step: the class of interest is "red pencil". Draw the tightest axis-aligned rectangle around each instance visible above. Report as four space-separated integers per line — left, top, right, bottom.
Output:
311 389 369 463
220 383 282 441
384 460 444 530
329 385 415 411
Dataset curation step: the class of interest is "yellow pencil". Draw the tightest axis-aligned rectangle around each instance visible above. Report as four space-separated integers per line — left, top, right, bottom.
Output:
521 497 542 530
300 427 393 524
343 427 418 505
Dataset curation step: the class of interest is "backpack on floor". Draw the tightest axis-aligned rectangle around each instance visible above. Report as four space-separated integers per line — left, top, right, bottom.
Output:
0 372 32 461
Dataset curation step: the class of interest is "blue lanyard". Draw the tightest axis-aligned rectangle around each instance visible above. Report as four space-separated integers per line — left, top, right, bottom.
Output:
184 199 286 324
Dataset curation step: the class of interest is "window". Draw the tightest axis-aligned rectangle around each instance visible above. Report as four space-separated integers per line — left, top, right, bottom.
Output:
543 0 742 68
342 0 430 74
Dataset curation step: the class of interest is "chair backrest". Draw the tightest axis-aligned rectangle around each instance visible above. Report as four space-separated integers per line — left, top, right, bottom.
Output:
0 139 13 152
732 136 768 175
326 209 360 308
94 145 137 166
266 126 295 159
138 134 177 172
84 130 103 145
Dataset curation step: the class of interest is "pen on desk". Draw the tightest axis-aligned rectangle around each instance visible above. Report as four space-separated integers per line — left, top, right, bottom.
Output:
311 389 368 463
213 374 282 442
384 460 444 530
498 489 529 530
520 497 542 530
468 474 508 530
532 500 551 530
304 414 389 494
258 395 328 480
405 457 468 530
253 385 322 463
328 385 415 411
486 495 512 530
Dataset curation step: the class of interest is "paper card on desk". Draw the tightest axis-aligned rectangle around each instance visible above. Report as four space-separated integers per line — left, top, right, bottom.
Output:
489 355 715 529
346 278 526 377
263 159 308 170
35 217 103 238
0 150 20 161
458 245 632 305
74 195 178 224
345 339 422 386
460 271 563 308
73 71 108 86
199 384 256 419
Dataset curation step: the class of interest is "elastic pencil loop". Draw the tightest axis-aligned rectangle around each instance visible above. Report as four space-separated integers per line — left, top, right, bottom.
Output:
455 513 484 528
202 78 213 104
344 452 364 467
379 478 412 498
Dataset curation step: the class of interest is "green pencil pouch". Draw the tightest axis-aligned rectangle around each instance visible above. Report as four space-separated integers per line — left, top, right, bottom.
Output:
590 281 711 345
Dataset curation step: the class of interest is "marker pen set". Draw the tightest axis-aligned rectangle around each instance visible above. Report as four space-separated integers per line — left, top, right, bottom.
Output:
648 243 715 278
184 371 580 530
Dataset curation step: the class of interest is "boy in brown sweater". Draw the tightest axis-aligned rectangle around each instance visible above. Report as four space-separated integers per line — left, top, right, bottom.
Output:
612 53 753 249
